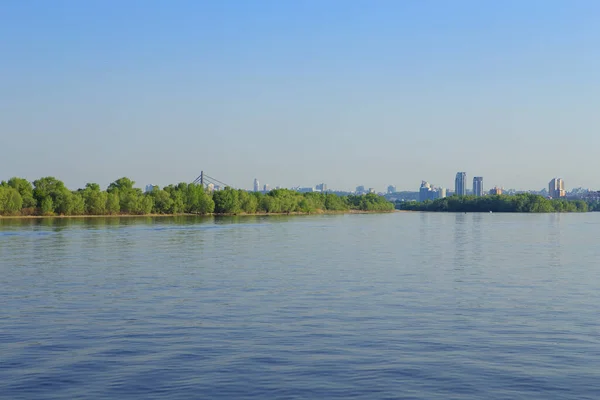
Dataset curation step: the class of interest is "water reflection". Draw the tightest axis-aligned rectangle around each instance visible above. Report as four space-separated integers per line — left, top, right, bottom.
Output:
0 215 220 230
471 213 484 266
547 213 562 268
453 213 468 270
419 212 430 249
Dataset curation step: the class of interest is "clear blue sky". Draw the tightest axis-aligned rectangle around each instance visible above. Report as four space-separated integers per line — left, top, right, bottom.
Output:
1 0 599 192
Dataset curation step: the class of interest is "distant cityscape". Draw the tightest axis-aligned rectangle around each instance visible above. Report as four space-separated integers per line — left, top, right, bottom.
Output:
241 173 599 204
412 173 569 203
144 174 597 205
251 178 329 194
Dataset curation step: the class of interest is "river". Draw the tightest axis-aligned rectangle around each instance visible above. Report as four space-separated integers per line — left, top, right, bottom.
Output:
1 213 599 399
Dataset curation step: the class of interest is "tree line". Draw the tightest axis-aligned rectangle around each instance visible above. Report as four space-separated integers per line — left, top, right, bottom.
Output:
0 177 394 216
397 193 589 213
588 201 600 212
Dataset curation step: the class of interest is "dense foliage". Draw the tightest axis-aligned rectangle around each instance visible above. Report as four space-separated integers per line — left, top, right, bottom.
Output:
588 201 600 212
397 194 589 213
0 177 394 216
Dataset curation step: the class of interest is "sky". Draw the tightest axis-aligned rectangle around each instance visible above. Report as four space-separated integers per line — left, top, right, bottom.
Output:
1 0 599 192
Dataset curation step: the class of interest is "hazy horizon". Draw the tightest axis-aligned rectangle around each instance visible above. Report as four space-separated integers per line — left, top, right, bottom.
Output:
2 1 599 192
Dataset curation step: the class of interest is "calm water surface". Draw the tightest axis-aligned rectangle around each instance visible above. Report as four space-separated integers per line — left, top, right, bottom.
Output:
1 213 600 399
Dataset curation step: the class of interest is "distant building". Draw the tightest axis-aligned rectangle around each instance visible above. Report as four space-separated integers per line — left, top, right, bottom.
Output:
207 183 215 192
419 181 431 202
473 177 484 197
437 187 447 199
356 185 365 194
368 188 375 194
297 187 314 193
549 178 565 198
253 178 260 192
585 191 600 202
316 183 328 192
455 172 467 196
489 187 503 195
387 185 397 194
145 184 155 193
418 181 435 202
263 184 270 193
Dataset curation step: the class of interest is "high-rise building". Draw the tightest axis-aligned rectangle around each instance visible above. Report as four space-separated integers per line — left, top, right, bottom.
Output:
356 185 365 194
253 178 260 192
145 184 155 193
316 183 328 192
473 177 484 197
549 178 565 198
419 181 445 202
263 184 270 193
489 187 503 195
455 172 467 196
419 181 432 202
387 185 397 194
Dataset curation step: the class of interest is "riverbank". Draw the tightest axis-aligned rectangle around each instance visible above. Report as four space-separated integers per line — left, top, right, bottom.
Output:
0 178 395 216
396 193 589 213
0 209 397 219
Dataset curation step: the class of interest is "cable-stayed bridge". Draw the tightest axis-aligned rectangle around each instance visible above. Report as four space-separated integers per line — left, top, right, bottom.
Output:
191 171 234 190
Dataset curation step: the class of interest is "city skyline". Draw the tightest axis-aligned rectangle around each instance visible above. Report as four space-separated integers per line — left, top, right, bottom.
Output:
1 169 584 196
411 171 575 200
248 169 577 194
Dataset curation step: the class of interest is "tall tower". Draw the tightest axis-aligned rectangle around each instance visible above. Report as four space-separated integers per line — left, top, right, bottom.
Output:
253 178 260 192
473 177 483 196
549 178 565 198
455 172 467 196
419 181 432 202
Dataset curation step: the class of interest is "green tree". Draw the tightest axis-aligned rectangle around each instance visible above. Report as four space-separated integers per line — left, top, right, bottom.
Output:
0 187 23 215
54 188 76 215
239 190 258 213
324 194 348 211
150 189 174 214
259 195 281 213
169 190 185 214
269 189 300 213
71 192 85 215
120 189 144 214
82 183 107 215
40 197 54 216
106 192 120 214
33 177 66 213
213 187 241 214
198 191 215 214
397 193 587 213
7 177 36 208
107 177 135 193
140 195 154 214
298 197 316 213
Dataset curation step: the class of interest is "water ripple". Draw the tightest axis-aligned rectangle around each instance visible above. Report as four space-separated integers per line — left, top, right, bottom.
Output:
1 213 600 399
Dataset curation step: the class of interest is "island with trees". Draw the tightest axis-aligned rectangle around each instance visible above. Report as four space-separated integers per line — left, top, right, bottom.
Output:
0 177 394 217
397 193 590 213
